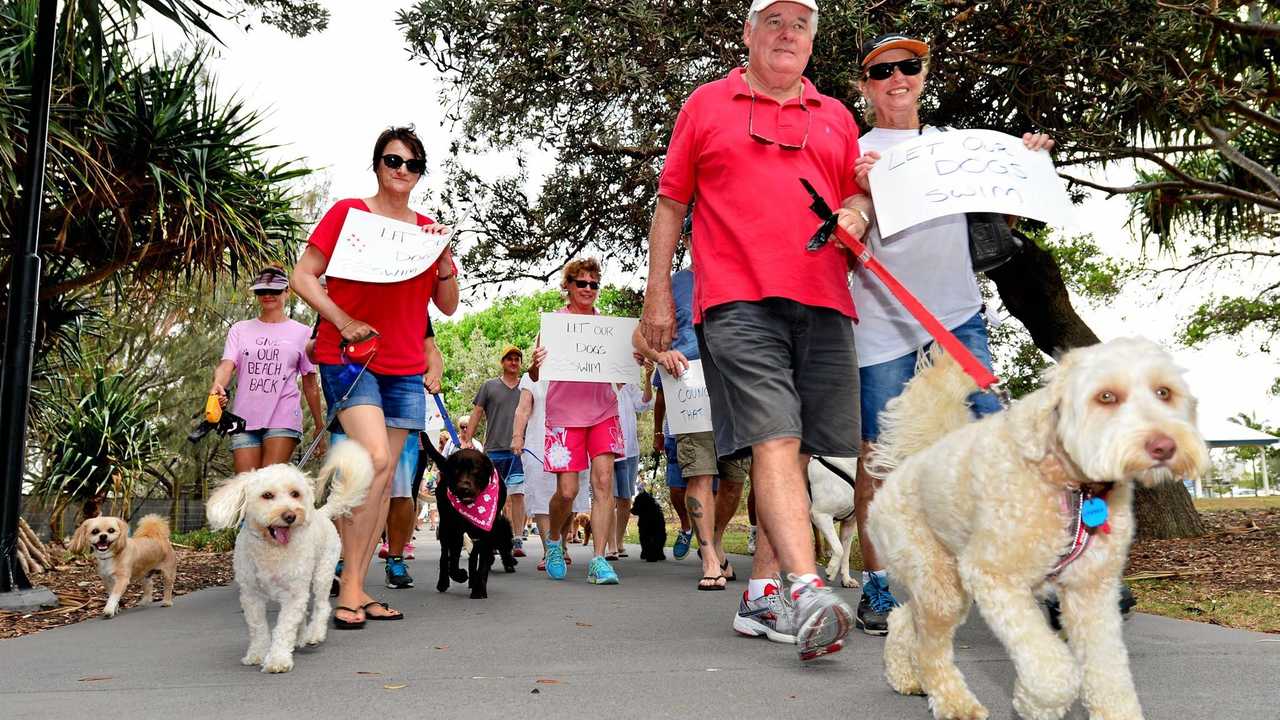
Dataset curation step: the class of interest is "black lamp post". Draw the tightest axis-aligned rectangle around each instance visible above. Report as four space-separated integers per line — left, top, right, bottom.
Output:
0 0 59 610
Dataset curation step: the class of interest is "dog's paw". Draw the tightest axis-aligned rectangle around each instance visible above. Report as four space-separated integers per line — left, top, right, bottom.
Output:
469 588 488 599
436 578 450 593
300 625 327 647
840 574 858 589
503 562 517 573
261 652 294 674
927 692 988 720
241 651 265 666
161 600 173 607
102 604 119 619
450 569 469 583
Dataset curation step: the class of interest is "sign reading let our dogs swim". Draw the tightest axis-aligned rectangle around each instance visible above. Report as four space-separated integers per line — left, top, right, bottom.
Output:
326 209 450 283
867 129 1072 238
657 360 714 434
538 313 639 383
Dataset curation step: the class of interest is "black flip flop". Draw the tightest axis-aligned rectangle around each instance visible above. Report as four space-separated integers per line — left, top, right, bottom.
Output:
697 576 726 591
332 605 365 629
361 601 403 621
720 560 737 582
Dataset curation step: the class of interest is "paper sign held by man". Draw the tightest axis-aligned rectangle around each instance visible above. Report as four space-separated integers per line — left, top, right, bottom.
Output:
868 129 1072 238
327 208 450 283
658 360 714 435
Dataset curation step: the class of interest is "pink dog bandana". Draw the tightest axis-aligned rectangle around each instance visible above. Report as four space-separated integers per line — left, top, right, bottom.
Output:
445 469 500 531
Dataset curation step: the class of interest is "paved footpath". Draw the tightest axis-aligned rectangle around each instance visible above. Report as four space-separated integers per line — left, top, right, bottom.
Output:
2 536 1276 719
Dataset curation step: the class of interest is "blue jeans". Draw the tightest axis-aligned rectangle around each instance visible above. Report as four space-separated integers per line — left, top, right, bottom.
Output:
859 311 1002 441
613 455 639 498
330 430 419 498
318 364 425 431
662 436 685 489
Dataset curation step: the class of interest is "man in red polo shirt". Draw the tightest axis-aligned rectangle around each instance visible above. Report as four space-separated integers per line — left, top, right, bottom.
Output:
640 0 873 663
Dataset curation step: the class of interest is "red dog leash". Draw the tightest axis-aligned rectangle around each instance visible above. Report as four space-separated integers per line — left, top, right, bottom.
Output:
801 179 1002 394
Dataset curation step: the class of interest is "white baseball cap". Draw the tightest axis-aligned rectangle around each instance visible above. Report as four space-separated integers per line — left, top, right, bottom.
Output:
749 0 818 14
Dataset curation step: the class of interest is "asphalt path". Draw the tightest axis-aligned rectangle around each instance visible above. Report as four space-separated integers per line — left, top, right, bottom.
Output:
2 535 1276 719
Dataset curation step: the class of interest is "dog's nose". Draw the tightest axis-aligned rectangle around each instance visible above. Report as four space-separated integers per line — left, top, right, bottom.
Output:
1145 434 1176 461
282 512 297 525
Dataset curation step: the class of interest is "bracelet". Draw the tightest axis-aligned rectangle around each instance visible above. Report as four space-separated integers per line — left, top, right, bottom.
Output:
339 319 355 333
437 273 455 281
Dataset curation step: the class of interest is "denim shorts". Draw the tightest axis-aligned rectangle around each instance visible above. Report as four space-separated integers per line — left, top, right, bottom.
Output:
613 455 639 498
698 298 860 459
331 431 419 498
229 427 302 451
489 450 524 495
860 311 1003 441
319 364 425 431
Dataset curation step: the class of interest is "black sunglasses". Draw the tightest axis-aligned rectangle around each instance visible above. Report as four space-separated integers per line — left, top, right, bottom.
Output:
573 280 600 290
380 153 426 174
254 288 284 297
865 57 925 81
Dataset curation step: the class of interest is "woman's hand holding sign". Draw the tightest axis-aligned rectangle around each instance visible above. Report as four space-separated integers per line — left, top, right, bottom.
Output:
1021 132 1055 152
854 150 881 193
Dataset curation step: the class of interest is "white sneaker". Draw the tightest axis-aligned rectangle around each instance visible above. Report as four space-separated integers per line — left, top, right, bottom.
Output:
790 575 853 661
732 584 796 644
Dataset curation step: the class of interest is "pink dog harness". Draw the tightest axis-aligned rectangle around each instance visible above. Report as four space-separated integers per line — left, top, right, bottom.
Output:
445 470 500 532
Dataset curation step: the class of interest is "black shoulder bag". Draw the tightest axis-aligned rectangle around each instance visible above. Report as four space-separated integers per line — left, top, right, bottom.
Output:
931 126 1023 273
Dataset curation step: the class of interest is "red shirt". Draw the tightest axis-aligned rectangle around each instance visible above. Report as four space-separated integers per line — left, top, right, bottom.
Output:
658 68 862 322
308 198 445 375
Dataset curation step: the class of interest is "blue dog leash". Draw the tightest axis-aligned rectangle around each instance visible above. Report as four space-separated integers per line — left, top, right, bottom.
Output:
433 392 462 448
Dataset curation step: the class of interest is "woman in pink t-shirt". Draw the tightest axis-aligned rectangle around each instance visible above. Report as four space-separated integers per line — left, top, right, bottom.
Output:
528 258 624 585
209 266 324 473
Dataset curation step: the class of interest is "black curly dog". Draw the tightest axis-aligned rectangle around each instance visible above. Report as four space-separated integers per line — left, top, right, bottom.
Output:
631 490 667 562
424 443 516 599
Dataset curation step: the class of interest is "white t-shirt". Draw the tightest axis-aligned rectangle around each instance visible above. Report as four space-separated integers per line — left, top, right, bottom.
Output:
615 382 654 459
850 126 984 367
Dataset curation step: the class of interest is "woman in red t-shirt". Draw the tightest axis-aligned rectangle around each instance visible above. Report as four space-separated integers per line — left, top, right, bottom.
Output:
291 126 457 628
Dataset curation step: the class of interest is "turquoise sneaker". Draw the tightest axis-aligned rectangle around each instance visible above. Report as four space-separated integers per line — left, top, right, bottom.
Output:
545 542 567 580
587 555 619 585
672 529 693 559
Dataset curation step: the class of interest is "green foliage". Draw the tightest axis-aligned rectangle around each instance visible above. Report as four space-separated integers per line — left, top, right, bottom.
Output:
399 0 1279 366
0 2 311 362
172 526 237 552
28 368 165 517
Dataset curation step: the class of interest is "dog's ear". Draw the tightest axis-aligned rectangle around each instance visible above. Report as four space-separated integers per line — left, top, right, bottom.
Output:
423 433 449 469
207 474 251 529
68 520 91 555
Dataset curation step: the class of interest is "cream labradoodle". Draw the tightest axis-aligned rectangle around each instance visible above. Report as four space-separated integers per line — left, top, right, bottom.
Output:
866 338 1209 720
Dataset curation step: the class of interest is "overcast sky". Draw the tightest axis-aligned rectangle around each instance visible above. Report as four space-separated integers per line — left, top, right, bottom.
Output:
144 4 1279 431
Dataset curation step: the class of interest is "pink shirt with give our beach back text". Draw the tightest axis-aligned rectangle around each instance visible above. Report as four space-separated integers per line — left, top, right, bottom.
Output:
222 318 315 432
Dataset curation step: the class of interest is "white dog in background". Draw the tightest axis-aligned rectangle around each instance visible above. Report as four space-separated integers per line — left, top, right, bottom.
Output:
867 338 1209 720
69 514 177 618
207 441 373 673
807 456 858 588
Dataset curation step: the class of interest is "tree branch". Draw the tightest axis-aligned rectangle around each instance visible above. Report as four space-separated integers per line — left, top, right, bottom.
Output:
1226 99 1280 135
1199 118 1280 199
1058 173 1187 197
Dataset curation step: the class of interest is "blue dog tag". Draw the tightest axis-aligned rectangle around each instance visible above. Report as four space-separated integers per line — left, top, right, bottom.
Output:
1081 497 1109 529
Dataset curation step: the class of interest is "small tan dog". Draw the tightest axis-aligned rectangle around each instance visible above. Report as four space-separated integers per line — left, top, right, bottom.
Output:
207 440 372 673
69 514 177 618
866 338 1209 720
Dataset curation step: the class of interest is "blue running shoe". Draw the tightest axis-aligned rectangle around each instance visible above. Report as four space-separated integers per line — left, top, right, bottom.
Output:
672 529 693 559
385 556 414 589
330 559 344 597
856 571 899 636
587 555 619 585
545 542 567 580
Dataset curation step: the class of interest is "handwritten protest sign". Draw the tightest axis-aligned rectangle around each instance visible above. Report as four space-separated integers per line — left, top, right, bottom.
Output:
657 360 713 435
538 314 639 383
326 209 450 283
868 129 1072 238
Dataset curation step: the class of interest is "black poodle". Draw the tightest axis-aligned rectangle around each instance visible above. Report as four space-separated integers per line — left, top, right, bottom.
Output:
631 490 667 562
423 443 516 599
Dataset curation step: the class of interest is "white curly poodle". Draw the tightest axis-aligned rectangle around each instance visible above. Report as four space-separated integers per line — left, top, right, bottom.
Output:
207 440 373 674
866 338 1210 720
